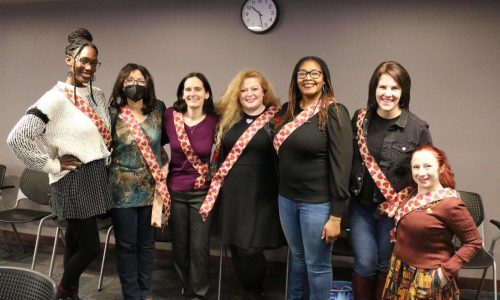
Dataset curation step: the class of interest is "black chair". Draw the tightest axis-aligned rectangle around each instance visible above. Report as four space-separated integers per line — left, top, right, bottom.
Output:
0 266 56 300
458 190 498 300
0 164 16 250
0 168 54 270
97 220 114 291
0 164 16 192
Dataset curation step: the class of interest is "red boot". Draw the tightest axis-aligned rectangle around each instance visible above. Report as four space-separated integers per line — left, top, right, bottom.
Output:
374 272 388 300
352 273 375 300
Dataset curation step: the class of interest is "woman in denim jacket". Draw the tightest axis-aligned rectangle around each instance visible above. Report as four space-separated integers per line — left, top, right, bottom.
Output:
349 61 432 299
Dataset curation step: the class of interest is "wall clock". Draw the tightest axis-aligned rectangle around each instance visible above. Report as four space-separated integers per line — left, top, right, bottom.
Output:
241 0 279 34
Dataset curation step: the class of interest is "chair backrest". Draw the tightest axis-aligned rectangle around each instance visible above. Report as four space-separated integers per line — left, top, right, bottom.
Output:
19 168 51 206
458 190 484 227
0 266 56 300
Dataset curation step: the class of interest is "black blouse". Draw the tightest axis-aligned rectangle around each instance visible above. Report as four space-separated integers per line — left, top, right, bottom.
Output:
277 102 353 217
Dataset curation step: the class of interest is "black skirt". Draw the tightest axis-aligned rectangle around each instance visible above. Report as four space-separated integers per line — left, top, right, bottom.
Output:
50 159 111 219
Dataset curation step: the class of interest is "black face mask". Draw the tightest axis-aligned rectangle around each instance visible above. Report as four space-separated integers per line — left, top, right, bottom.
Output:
123 85 147 102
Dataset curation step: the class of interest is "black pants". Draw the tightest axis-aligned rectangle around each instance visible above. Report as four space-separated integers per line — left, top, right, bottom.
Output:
60 217 100 289
229 245 267 293
169 190 211 299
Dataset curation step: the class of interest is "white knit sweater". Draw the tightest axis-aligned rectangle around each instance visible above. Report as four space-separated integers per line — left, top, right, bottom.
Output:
7 81 111 183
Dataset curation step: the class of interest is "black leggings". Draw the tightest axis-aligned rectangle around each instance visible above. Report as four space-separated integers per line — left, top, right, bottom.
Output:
60 217 100 289
229 245 267 292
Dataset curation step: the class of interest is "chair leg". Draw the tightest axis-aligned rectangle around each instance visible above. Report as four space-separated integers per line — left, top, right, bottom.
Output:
285 248 290 300
31 214 54 270
10 223 26 253
49 226 61 278
493 260 497 300
217 244 224 300
0 228 12 252
97 225 113 291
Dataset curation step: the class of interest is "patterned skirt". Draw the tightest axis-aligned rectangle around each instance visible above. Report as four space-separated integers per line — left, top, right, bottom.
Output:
382 255 459 300
50 159 111 219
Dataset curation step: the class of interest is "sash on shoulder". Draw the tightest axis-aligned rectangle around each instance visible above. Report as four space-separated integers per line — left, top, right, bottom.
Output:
172 111 209 189
273 99 331 153
355 108 411 216
198 106 279 221
54 83 111 149
390 188 460 242
120 106 171 223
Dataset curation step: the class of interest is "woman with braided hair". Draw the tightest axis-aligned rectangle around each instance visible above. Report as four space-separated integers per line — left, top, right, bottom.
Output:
275 56 353 299
7 28 111 300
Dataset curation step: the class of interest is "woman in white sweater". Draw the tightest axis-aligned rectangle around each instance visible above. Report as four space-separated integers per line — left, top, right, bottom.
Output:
7 28 111 300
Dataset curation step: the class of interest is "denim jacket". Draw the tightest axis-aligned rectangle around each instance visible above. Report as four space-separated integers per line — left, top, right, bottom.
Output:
349 108 432 205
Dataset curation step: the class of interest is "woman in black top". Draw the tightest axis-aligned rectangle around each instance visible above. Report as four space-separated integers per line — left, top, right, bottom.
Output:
276 56 353 300
214 69 285 296
349 61 432 299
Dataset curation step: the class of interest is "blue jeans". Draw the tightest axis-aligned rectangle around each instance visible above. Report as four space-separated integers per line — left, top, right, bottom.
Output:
349 200 394 277
111 206 155 300
278 195 333 300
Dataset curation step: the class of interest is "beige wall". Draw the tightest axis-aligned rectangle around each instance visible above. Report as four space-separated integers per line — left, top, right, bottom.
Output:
1 0 499 279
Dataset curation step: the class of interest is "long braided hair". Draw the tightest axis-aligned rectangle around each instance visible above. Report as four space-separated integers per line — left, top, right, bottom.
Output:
65 28 98 104
282 56 339 131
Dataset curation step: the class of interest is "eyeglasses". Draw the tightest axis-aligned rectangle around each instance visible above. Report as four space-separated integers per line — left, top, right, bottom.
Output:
297 70 322 79
124 78 147 86
75 58 102 69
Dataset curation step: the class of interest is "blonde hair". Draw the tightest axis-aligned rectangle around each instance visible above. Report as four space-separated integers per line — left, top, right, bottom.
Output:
215 69 280 148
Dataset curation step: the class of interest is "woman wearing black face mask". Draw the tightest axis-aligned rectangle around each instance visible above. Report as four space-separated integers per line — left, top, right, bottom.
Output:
108 63 168 300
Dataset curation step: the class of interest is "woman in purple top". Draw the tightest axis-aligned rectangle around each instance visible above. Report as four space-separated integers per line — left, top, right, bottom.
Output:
162 72 217 299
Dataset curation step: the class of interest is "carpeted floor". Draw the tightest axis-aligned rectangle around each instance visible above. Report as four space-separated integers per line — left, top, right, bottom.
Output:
0 240 497 300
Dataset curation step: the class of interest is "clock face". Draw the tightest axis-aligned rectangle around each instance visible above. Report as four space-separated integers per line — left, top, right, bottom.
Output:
241 0 279 34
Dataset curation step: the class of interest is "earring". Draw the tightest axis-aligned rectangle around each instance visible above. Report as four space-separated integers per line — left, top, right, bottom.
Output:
116 96 122 105
67 71 73 76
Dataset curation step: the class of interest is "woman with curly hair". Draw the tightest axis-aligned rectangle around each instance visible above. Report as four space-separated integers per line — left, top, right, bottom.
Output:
199 69 285 296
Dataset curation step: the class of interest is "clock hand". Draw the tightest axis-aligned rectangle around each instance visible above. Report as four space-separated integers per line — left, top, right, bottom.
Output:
251 6 263 16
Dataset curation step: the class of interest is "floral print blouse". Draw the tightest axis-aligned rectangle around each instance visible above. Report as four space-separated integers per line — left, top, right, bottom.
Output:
109 100 166 208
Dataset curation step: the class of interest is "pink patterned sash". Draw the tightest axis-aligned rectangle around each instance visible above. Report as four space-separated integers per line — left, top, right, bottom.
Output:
198 106 279 221
120 106 171 221
173 111 209 189
54 83 112 149
273 99 331 152
355 108 412 216
390 188 460 242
